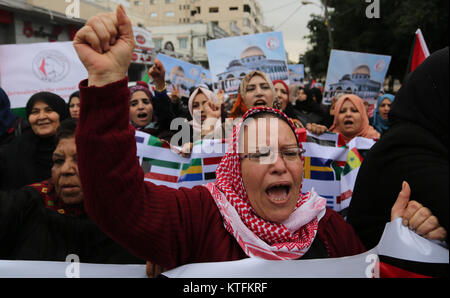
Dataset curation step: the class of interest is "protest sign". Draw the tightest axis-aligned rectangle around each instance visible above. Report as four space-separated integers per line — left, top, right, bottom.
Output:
288 64 305 85
3 219 446 278
132 26 155 65
198 68 213 90
156 53 202 97
0 41 88 110
206 32 289 95
323 50 391 116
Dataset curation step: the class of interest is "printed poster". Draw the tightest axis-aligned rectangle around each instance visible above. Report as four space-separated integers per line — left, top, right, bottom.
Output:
0 41 88 109
156 53 202 97
206 32 289 95
323 50 391 114
288 64 305 85
132 26 155 65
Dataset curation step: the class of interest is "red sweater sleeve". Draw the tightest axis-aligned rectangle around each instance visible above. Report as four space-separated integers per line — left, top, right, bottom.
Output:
76 78 245 269
317 209 367 258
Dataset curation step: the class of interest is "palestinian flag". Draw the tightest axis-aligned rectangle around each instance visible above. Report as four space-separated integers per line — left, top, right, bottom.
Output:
406 29 430 74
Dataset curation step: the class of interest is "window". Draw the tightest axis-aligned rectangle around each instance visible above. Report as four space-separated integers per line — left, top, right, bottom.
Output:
243 18 250 27
178 37 188 49
149 0 156 4
243 4 251 13
165 11 175 17
150 12 157 18
229 7 238 11
191 6 201 16
153 39 162 49
209 7 219 13
197 37 206 48
165 0 174 3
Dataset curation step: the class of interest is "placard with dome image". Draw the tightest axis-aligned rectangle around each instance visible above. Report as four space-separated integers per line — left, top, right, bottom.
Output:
156 53 203 98
323 50 392 112
206 32 289 95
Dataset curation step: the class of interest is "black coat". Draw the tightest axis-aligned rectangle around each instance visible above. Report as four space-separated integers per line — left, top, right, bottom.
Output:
0 129 55 191
0 186 144 264
347 47 449 249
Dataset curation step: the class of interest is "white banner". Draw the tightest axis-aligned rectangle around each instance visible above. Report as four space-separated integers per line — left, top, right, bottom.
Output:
1 219 446 278
0 41 88 109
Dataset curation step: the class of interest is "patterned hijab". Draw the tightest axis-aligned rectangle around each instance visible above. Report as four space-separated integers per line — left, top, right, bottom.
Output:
329 94 380 143
372 94 395 134
205 106 326 260
28 180 85 217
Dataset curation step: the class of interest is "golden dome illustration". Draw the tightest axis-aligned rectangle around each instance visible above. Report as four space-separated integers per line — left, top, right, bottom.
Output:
240 46 266 60
170 66 185 77
352 65 370 76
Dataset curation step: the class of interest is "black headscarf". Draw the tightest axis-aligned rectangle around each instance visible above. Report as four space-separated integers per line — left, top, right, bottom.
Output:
0 87 17 136
389 47 449 148
26 92 70 121
26 92 70 186
293 87 325 125
347 47 449 250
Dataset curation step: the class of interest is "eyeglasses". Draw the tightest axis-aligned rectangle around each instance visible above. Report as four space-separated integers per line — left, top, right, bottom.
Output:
239 147 306 163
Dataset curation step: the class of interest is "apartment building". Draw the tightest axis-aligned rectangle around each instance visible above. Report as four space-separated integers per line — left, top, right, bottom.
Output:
147 0 268 36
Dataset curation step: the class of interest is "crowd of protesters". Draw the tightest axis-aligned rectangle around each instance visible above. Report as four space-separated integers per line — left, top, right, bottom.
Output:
0 6 447 278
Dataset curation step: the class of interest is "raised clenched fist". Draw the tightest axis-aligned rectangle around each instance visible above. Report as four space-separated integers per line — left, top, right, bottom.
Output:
73 5 135 87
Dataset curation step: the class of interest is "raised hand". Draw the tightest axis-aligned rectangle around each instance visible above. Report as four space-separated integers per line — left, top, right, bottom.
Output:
149 59 166 91
204 101 221 119
73 5 135 87
216 89 225 104
169 84 181 103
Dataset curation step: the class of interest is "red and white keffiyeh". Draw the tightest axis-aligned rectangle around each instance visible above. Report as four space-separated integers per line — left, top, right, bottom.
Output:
206 107 326 260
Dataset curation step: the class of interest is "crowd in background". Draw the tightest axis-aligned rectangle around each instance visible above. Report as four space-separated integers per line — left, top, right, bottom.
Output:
0 7 447 278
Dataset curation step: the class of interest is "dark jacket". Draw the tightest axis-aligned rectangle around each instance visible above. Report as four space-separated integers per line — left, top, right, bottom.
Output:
0 117 31 147
0 185 144 264
0 129 55 191
347 47 449 250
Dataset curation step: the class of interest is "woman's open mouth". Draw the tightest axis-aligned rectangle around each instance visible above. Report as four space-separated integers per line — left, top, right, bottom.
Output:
344 119 354 126
253 100 267 107
137 113 148 119
265 183 291 203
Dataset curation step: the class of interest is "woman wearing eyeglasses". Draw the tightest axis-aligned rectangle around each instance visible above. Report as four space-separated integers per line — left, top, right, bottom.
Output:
73 7 447 273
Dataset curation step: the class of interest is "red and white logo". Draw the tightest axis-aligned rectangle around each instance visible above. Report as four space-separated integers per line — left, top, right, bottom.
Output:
266 36 280 50
32 50 70 83
136 35 146 45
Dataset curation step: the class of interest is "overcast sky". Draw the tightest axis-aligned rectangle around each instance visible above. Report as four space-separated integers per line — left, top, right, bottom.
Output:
257 0 323 62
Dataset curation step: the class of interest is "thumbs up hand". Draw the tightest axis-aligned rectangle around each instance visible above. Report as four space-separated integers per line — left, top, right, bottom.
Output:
73 5 135 87
391 181 447 241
